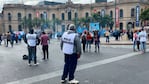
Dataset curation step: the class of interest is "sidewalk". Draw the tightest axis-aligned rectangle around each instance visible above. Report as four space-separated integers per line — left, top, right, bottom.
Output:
100 37 149 45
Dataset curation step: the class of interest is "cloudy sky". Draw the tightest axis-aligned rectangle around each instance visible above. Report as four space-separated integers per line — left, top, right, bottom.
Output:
0 0 113 12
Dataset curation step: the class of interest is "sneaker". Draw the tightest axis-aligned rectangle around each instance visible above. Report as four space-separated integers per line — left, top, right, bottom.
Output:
34 63 39 66
61 79 67 83
28 63 31 66
68 79 79 84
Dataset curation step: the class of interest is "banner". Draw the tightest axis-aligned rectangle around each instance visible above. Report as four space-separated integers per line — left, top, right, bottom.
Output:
136 5 140 27
43 11 47 20
116 7 119 27
89 23 100 31
76 26 87 33
36 11 39 18
101 9 105 17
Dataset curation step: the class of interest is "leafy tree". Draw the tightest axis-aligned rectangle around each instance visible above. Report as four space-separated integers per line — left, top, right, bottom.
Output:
92 13 113 28
51 18 61 32
55 18 61 32
32 17 42 28
140 8 149 26
78 13 113 30
78 17 91 29
21 16 33 32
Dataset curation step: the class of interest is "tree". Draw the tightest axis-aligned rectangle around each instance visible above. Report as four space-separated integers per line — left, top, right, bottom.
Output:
55 18 61 32
51 18 61 32
21 16 33 32
140 8 149 26
92 13 113 29
78 17 91 29
32 17 42 28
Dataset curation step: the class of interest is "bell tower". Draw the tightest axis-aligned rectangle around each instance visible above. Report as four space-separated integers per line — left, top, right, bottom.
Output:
68 0 71 2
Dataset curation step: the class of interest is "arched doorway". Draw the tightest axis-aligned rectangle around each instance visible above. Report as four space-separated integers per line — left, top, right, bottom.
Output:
127 22 133 31
120 23 123 31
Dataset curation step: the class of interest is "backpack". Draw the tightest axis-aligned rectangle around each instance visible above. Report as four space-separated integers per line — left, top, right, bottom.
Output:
23 54 28 60
134 33 137 40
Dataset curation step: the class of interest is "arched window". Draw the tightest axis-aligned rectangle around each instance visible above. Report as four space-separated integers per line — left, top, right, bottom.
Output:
120 23 123 30
18 25 22 31
110 10 113 18
18 13 21 21
141 8 143 13
120 9 123 18
68 11 71 20
52 14 55 20
8 13 11 21
85 12 89 18
8 25 12 32
98 11 101 15
40 13 43 19
28 13 32 20
75 12 78 18
61 13 65 20
131 8 135 17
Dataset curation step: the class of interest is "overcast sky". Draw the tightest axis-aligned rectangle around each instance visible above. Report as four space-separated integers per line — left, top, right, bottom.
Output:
0 0 113 12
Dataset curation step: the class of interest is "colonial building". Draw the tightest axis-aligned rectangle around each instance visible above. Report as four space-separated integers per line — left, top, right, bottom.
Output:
0 0 149 33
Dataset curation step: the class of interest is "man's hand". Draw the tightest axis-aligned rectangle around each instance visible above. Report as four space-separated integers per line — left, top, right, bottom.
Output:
77 53 81 59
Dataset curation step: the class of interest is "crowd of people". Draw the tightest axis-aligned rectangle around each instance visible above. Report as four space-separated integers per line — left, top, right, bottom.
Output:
133 27 148 54
81 30 100 53
0 32 23 47
0 24 148 84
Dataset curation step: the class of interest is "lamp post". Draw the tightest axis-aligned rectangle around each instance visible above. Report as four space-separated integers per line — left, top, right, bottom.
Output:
115 0 116 30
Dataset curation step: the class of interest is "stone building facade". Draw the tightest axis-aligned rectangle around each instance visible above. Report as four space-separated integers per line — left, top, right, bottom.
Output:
0 0 149 33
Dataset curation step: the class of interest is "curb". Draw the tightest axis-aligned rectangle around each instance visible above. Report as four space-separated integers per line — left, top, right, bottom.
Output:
101 42 149 45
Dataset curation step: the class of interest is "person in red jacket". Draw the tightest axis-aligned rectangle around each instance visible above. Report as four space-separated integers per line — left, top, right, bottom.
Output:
86 31 92 51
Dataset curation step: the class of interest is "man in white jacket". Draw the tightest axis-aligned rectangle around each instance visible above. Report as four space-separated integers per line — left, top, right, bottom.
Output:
61 24 81 84
138 28 147 53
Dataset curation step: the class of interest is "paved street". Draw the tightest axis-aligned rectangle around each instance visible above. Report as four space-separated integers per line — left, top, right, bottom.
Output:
0 39 149 84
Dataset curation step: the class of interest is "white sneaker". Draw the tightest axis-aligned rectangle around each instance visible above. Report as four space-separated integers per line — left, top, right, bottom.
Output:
33 63 39 66
68 79 79 84
28 63 32 66
61 79 67 83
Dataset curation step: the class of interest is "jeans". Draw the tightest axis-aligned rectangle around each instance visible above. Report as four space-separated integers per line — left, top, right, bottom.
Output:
28 46 37 64
42 45 49 59
133 40 137 51
95 41 100 52
140 42 146 52
86 40 91 51
106 36 109 42
82 43 86 52
62 53 78 81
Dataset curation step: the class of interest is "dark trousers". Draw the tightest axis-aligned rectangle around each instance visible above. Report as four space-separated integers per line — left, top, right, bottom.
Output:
62 53 78 81
6 39 11 47
106 36 109 42
95 41 99 52
137 41 140 50
42 45 49 59
82 43 86 52
28 46 37 64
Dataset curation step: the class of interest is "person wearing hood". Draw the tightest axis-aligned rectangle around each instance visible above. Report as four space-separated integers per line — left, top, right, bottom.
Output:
60 24 81 84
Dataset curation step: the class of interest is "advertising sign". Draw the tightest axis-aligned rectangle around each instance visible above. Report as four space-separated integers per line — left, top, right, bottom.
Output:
89 23 100 31
101 9 105 17
76 26 88 33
